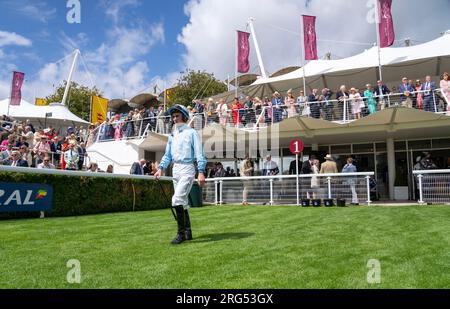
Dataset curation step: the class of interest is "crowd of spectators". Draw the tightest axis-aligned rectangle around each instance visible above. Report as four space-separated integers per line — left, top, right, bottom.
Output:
93 73 450 143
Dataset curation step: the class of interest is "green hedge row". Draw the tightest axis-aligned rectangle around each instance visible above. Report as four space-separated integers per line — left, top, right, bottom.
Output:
0 172 173 220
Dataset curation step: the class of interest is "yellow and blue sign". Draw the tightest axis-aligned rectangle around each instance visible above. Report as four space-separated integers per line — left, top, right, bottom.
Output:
0 183 53 212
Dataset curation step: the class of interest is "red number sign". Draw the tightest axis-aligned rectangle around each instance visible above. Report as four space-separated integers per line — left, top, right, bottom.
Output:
289 139 304 155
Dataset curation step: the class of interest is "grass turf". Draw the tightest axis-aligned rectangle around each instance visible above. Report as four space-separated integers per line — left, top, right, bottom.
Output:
0 205 449 289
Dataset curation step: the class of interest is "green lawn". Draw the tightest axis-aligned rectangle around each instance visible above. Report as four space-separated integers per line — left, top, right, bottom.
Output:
1 205 449 289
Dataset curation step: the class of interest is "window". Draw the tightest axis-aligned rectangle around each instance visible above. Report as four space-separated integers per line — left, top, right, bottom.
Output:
408 140 431 151
353 143 375 153
331 144 351 154
432 138 450 149
395 141 406 151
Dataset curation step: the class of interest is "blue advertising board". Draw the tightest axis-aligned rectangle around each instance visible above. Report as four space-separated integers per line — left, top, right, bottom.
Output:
0 183 53 212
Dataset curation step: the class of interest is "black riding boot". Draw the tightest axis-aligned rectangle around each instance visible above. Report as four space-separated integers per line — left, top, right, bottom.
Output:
171 206 186 245
184 209 193 241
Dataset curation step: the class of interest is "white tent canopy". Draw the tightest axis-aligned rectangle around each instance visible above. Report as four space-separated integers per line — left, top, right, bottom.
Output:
0 99 89 128
249 31 450 95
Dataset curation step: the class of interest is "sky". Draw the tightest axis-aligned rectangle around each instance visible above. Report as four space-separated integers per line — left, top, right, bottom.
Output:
0 0 449 102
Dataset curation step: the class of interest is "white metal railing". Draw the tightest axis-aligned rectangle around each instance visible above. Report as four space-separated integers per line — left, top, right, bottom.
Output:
205 172 375 206
413 170 450 204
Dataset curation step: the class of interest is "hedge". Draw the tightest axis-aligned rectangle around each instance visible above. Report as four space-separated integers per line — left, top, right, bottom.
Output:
0 171 173 220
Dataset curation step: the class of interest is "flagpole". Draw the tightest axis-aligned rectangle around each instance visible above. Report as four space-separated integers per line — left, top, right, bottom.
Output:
301 16 307 94
375 1 383 82
7 71 13 117
234 30 239 98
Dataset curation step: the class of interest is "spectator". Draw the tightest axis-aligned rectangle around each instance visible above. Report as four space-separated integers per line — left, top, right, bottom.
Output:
87 162 100 173
421 75 437 112
19 145 32 167
37 156 55 169
0 143 13 164
214 162 227 178
308 89 321 119
336 85 350 120
364 84 377 115
130 159 146 175
297 90 308 116
374 80 391 110
289 157 303 175
301 155 316 199
310 159 320 199
320 154 338 174
420 152 437 170
33 135 51 165
143 161 153 175
205 98 215 124
440 72 450 111
415 80 423 110
50 136 61 166
285 89 297 118
231 98 242 126
321 88 334 121
106 164 114 174
262 155 279 176
342 157 359 205
240 156 254 206
399 77 415 108
263 96 273 124
271 92 284 123
349 88 363 120
216 99 229 126
64 141 79 171
4 150 28 167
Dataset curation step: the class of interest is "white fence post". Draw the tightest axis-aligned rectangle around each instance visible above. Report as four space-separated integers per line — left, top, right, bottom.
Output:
327 177 332 199
269 179 274 206
214 180 218 205
418 174 424 205
366 176 372 205
219 180 223 205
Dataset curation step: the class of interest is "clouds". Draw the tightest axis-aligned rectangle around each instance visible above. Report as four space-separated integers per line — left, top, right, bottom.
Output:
178 0 450 80
102 0 141 24
3 0 56 23
0 31 32 47
0 0 166 101
11 20 166 102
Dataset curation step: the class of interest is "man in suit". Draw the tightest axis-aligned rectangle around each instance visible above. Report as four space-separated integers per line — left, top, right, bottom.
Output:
4 151 29 167
64 141 79 171
301 155 316 175
399 77 415 108
336 85 350 121
421 76 437 112
373 80 391 110
130 159 146 175
320 154 338 174
289 157 303 175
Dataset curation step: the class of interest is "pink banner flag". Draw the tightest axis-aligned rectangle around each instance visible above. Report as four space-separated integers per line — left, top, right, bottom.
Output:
10 71 25 106
302 15 318 61
237 31 250 73
378 0 395 48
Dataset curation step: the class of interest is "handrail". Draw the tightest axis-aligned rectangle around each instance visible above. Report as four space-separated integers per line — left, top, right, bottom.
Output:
206 172 375 182
413 169 450 175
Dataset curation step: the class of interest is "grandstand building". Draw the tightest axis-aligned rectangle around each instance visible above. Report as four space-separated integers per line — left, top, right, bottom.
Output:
87 32 450 201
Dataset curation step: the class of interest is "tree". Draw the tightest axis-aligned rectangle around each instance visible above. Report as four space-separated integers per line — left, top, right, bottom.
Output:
45 81 103 122
170 70 227 106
